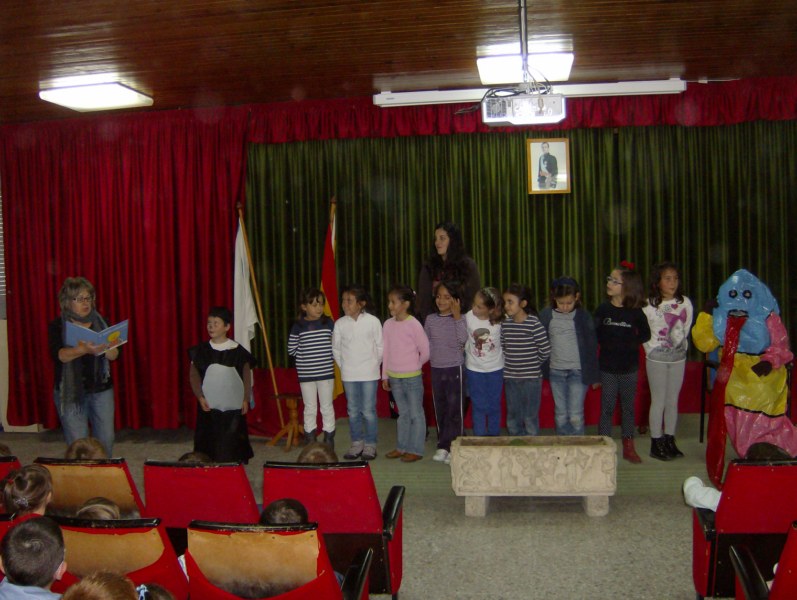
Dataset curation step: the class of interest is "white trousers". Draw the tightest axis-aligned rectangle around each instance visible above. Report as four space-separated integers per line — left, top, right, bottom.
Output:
300 379 336 433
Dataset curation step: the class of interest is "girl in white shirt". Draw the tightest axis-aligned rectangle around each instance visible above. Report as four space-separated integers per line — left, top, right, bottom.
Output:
332 284 383 461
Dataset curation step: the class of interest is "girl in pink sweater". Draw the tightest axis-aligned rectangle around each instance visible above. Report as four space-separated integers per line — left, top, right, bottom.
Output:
382 285 430 462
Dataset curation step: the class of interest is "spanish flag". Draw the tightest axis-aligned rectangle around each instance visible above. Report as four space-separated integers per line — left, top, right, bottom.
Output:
320 201 344 398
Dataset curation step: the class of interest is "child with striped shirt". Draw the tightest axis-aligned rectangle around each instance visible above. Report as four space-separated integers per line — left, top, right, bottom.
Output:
501 283 551 436
288 288 336 448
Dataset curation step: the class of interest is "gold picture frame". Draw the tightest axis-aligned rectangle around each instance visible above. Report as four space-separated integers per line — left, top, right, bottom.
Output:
527 138 571 194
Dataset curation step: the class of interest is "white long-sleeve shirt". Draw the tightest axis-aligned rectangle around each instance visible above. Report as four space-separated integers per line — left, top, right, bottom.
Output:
332 312 383 381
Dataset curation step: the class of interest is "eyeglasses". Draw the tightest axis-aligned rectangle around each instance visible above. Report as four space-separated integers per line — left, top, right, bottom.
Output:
72 295 94 303
606 277 623 286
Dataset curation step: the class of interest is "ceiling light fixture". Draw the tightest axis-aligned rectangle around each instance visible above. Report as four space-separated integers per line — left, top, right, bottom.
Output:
477 53 574 85
39 82 153 112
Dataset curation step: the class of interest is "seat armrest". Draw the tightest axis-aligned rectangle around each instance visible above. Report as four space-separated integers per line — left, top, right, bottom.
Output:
382 485 405 540
695 507 716 540
729 544 771 600
341 547 373 600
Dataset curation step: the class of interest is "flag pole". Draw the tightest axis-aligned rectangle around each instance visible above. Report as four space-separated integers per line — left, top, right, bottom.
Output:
236 202 280 401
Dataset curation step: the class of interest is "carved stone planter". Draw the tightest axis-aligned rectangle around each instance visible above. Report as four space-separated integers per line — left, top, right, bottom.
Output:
450 435 617 517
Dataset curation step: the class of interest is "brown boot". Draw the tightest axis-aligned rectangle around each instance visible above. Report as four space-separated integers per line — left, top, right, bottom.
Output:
622 437 642 463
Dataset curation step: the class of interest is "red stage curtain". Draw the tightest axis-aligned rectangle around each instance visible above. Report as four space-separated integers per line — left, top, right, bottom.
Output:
247 77 797 143
0 108 249 429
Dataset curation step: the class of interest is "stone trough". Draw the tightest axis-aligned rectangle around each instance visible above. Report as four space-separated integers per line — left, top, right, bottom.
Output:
450 435 617 517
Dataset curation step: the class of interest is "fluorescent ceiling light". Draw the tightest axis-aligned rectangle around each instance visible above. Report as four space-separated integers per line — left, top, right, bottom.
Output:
373 79 686 107
39 82 153 112
477 53 574 85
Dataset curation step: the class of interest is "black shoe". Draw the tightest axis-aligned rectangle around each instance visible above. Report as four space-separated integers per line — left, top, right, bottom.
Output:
650 437 674 461
663 434 684 458
303 429 317 445
323 430 335 450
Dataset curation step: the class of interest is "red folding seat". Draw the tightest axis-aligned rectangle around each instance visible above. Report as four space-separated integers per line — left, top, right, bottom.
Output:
262 460 404 599
731 520 797 599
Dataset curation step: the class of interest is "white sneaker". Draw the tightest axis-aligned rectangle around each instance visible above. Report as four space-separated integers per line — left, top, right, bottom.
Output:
444 452 452 465
433 449 449 462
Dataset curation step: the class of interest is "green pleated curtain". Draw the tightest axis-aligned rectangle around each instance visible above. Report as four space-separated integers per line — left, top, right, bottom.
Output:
246 121 797 366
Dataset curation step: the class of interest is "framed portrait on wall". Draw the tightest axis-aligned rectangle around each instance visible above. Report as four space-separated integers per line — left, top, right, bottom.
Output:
527 138 570 195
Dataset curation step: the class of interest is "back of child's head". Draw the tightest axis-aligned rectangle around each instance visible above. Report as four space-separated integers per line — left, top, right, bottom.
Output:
219 579 293 599
208 306 233 325
387 284 417 316
616 262 647 309
0 443 12 457
549 276 583 308
177 451 212 464
75 497 121 521
475 287 504 324
259 498 309 526
434 279 463 307
0 516 64 588
340 284 374 314
504 283 537 315
296 442 339 464
65 437 108 460
136 582 176 600
61 571 137 600
648 261 685 307
3 465 52 516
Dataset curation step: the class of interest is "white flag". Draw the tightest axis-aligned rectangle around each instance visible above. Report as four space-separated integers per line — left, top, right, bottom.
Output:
234 219 259 352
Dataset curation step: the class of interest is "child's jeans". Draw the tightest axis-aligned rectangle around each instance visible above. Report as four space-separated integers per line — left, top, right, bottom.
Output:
343 380 378 445
430 365 464 452
549 368 587 435
504 377 542 436
300 378 336 433
466 368 503 436
389 374 426 456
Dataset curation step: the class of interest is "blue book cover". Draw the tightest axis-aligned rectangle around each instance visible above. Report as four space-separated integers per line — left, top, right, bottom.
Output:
64 319 129 354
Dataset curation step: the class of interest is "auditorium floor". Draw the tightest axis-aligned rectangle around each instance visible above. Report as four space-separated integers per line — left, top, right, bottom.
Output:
1 414 717 600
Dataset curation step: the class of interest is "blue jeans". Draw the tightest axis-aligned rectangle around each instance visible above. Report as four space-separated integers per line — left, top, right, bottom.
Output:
466 369 503 436
389 375 426 456
504 378 542 436
549 369 588 435
53 387 115 456
343 380 378 445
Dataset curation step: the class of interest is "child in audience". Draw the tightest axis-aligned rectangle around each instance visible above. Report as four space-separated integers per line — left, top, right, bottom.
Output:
464 287 504 436
296 442 339 464
61 571 137 600
424 281 468 464
75 497 121 520
65 437 108 460
177 451 212 463
501 284 551 436
539 277 599 435
288 288 336 448
643 261 693 460
188 306 255 464
2 465 52 517
594 262 651 463
382 285 430 462
332 285 383 461
0 517 66 599
135 583 175 600
259 498 308 526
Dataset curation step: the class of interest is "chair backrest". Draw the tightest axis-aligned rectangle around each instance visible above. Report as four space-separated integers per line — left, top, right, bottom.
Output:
51 516 188 600
186 521 341 600
262 462 382 533
34 457 144 515
715 460 797 533
143 461 259 528
770 520 797 598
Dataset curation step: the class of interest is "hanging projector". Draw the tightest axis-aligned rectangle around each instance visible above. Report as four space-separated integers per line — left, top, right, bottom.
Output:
481 92 566 126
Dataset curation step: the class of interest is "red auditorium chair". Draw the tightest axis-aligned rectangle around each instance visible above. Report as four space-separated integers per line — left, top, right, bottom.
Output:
185 521 345 599
692 459 797 598
50 516 188 600
731 520 797 599
262 460 405 599
34 457 144 516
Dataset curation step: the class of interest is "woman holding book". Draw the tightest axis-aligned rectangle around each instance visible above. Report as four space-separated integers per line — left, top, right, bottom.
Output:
48 276 120 456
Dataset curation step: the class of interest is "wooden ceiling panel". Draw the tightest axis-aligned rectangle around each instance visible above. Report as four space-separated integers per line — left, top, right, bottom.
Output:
0 0 796 124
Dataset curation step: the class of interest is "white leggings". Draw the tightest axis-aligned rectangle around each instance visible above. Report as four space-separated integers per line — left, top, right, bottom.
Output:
646 359 685 438
300 379 336 433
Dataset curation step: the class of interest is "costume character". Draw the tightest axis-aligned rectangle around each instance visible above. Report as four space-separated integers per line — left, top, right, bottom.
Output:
693 269 794 487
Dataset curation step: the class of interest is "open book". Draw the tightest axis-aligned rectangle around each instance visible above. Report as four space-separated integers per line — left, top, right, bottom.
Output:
65 320 129 354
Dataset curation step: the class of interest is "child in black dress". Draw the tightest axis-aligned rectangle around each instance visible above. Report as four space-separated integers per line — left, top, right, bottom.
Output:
189 306 255 463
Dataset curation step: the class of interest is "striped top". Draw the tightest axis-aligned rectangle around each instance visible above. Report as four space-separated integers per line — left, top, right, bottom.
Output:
500 315 551 379
424 312 468 368
287 317 335 382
